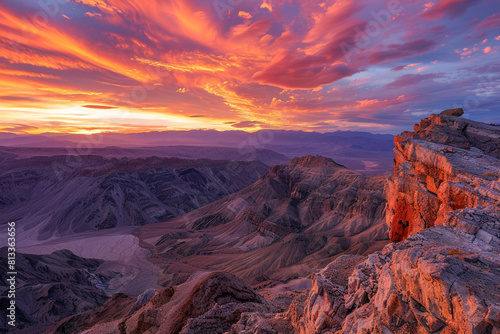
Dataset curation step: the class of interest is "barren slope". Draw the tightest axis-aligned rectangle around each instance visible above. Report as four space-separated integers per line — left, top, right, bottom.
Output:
0 155 268 243
138 155 389 285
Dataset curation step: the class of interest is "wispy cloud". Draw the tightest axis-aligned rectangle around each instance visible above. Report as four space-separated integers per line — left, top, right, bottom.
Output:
0 0 498 134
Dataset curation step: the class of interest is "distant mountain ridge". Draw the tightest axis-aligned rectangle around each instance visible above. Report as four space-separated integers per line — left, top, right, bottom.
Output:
0 129 395 175
0 129 394 147
0 145 290 166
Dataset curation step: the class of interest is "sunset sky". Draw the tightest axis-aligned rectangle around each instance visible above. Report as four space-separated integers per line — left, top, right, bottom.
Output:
0 0 499 134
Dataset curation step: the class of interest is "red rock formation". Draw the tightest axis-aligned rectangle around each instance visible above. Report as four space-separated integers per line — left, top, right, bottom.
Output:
341 211 500 334
387 109 500 241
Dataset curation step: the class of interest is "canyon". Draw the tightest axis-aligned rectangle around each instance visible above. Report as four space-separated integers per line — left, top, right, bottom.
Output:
1 110 499 334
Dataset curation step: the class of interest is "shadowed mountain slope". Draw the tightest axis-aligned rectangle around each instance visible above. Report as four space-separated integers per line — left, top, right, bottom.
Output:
138 155 389 285
0 155 268 242
0 145 290 166
0 248 113 333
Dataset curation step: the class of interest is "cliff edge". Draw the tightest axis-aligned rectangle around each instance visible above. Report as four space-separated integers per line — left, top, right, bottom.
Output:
386 108 500 241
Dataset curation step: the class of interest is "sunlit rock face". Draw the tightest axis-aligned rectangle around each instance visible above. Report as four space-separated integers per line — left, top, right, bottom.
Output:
340 218 500 334
386 109 500 242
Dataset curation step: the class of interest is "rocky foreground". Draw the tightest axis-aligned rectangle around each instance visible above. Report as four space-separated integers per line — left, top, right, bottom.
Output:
40 110 500 334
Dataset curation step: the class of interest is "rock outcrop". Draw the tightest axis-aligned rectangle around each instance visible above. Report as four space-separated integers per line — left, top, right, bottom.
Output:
73 272 273 334
340 217 500 334
336 110 500 334
286 255 365 334
386 110 500 241
281 111 500 334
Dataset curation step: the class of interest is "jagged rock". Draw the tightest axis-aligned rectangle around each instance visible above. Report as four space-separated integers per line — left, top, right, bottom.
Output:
339 111 500 333
294 273 347 333
282 255 365 334
344 251 390 310
80 272 272 333
340 222 500 334
0 248 112 331
386 111 500 241
229 312 278 334
319 255 366 287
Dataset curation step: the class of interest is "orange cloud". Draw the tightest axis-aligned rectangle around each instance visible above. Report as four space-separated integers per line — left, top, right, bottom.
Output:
260 0 273 12
0 5 152 82
238 11 252 19
355 95 407 110
0 0 497 135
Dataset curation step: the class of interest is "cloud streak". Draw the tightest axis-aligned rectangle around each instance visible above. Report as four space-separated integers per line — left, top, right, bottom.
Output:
0 0 498 134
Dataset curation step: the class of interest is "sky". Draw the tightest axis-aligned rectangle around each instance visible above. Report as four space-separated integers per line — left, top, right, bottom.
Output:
0 0 499 135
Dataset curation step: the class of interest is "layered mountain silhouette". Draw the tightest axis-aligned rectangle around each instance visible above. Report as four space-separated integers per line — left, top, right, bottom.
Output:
0 129 394 175
0 146 290 166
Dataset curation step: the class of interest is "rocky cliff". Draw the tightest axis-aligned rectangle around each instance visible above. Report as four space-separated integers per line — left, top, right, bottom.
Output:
279 110 500 334
386 108 500 241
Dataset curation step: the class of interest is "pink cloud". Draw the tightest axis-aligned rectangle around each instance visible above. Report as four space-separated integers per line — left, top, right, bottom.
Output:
231 120 264 128
85 12 102 18
422 0 481 19
253 54 358 89
238 11 252 19
475 13 500 31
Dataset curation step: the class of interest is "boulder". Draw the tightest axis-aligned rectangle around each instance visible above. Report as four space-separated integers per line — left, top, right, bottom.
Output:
440 108 464 116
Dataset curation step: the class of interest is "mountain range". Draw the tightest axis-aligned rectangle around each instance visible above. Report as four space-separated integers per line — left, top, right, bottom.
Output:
138 155 388 287
0 129 395 175
0 154 268 243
